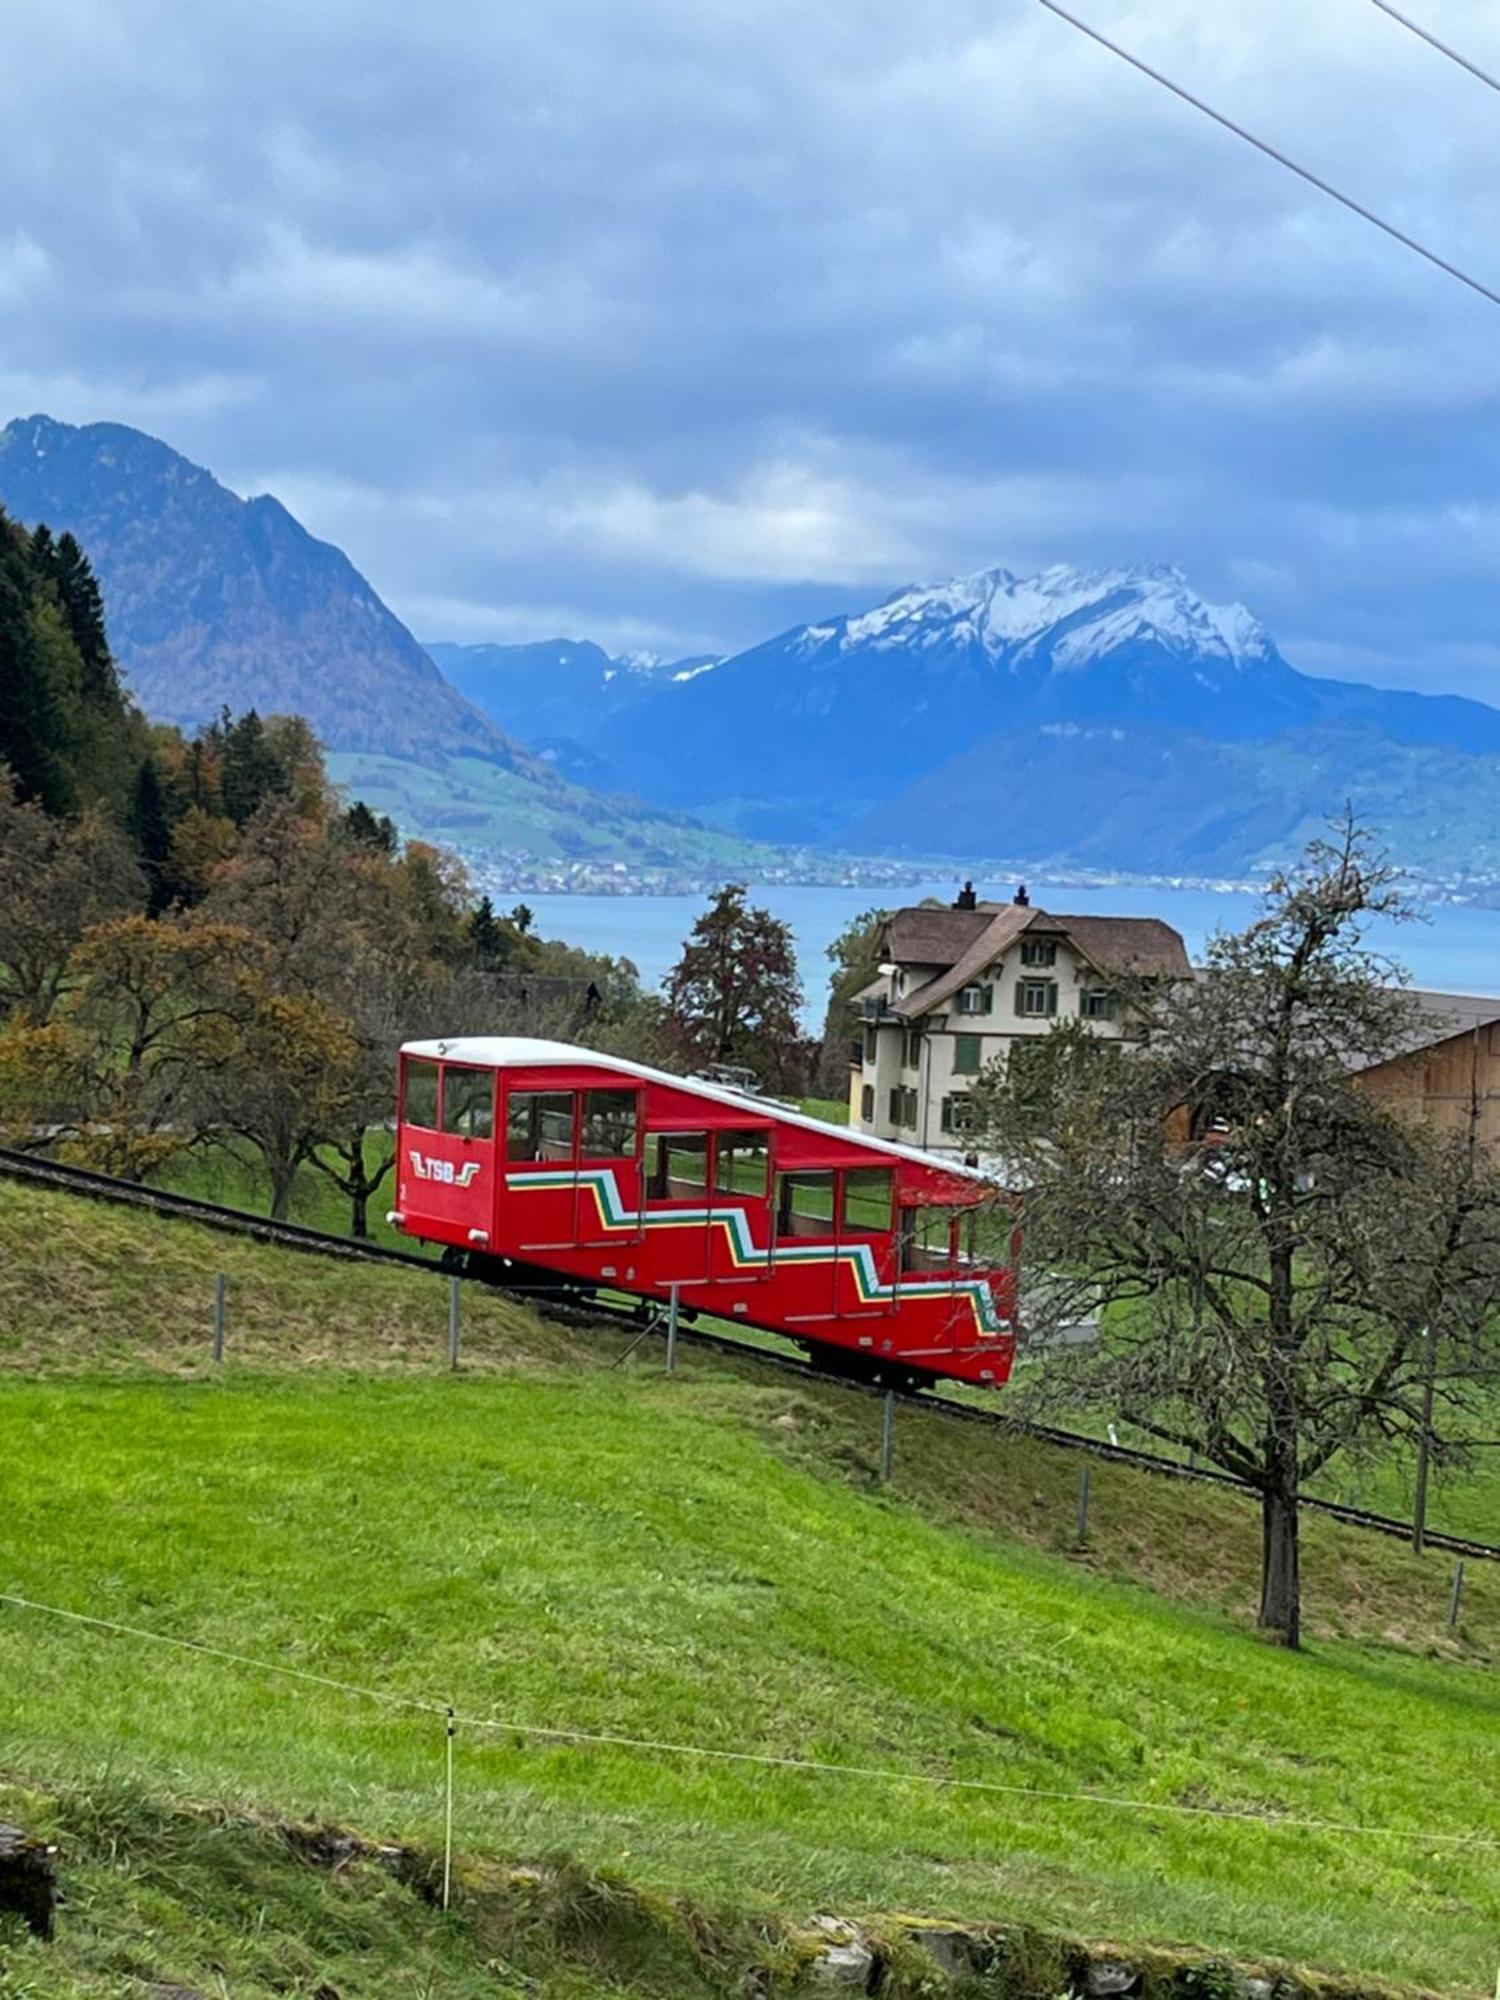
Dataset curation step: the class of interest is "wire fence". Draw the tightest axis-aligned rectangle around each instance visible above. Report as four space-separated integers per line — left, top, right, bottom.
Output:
1 1583 1495 1918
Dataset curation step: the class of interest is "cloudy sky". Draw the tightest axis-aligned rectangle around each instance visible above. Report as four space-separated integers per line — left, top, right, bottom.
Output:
5 0 1500 690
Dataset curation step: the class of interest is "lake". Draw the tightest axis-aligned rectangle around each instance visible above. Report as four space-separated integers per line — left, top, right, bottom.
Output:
521 877 1500 1025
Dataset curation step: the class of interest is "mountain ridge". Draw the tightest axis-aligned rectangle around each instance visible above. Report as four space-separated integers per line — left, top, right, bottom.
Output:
0 413 527 764
429 562 1500 871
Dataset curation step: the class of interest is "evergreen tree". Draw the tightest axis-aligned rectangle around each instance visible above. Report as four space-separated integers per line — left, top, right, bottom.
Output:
50 532 117 707
666 883 805 1089
467 894 506 968
0 518 71 813
343 799 398 852
218 710 288 825
128 756 175 915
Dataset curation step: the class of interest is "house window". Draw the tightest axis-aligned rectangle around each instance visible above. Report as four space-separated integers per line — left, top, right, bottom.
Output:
953 1034 982 1075
957 983 993 1015
863 1033 879 1068
904 1028 922 1068
860 1083 875 1122
403 1060 440 1131
1021 937 1057 968
890 1086 917 1129
1016 978 1058 1018
941 1093 977 1135
1081 988 1117 1021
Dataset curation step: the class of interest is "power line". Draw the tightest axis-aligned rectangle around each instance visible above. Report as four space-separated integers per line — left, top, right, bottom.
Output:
1033 0 1500 312
2 1588 1496 1853
1368 0 1500 96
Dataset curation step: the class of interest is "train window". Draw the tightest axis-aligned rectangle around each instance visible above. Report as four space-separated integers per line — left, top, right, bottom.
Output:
442 1065 495 1140
900 1206 956 1274
776 1171 836 1240
582 1089 638 1157
714 1129 769 1200
404 1060 440 1131
507 1089 576 1162
841 1167 892 1234
645 1131 709 1201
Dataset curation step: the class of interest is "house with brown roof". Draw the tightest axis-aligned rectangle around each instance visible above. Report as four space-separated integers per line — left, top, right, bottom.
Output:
849 883 1191 1153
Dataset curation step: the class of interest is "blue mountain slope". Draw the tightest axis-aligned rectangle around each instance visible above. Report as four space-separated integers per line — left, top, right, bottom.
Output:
435 563 1500 858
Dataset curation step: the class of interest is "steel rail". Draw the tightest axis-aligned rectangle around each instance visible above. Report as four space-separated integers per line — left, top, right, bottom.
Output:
2 1144 1494 1563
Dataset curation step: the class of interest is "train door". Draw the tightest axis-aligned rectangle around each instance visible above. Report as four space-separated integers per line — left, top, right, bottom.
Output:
504 1082 580 1250
399 1056 495 1247
642 1129 713 1283
836 1165 895 1319
709 1127 774 1283
577 1086 643 1247
895 1203 965 1352
775 1169 839 1322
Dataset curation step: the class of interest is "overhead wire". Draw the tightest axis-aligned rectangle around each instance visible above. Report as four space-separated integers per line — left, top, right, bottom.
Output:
1367 0 1500 96
2 1588 1496 1852
1032 0 1500 311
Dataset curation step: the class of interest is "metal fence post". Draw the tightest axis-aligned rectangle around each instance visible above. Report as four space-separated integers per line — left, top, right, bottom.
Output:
1448 1559 1466 1631
448 1276 461 1370
880 1389 895 1482
665 1285 679 1374
1077 1464 1092 1546
212 1275 226 1363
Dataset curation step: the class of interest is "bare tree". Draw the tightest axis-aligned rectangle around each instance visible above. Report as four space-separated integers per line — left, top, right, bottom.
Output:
973 819 1500 1647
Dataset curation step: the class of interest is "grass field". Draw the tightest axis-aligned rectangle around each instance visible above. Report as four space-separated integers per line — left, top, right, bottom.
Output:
1 1182 1497 1994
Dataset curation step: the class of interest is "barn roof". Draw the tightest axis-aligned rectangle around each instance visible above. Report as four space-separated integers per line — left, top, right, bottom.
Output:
1351 988 1500 1069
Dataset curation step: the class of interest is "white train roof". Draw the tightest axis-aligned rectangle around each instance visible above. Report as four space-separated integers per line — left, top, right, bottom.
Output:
400 1035 991 1184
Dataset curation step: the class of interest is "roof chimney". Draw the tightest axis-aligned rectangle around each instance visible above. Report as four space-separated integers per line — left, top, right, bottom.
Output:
1014 882 1030 907
953 880 977 912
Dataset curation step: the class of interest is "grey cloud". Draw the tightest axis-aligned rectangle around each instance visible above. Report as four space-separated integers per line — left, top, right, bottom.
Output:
4 0 1500 688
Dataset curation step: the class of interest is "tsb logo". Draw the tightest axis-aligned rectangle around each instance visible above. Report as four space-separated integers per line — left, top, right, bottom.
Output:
409 1151 482 1188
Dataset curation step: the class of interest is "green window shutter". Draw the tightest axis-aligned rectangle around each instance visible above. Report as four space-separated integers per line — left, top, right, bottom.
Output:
1014 983 1028 1018
1046 981 1058 1017
981 983 994 1013
940 1096 952 1133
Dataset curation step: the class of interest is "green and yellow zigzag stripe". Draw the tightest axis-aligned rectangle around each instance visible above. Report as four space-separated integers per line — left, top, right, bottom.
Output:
505 1167 1008 1338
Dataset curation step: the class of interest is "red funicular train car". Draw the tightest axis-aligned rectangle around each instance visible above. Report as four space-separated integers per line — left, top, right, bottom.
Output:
390 1038 1017 1390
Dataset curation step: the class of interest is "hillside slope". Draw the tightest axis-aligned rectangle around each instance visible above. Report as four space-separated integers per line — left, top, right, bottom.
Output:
0 1181 1495 1994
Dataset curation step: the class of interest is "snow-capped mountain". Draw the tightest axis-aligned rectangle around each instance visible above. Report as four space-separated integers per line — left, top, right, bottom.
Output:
431 559 1500 867
817 562 1276 675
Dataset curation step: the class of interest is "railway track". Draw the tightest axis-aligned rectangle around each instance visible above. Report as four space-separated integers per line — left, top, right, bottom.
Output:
3 1143 1495 1564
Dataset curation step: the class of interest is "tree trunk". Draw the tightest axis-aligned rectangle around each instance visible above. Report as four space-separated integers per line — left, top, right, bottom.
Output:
345 1127 373 1239
1258 1470 1301 1648
268 1158 296 1222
